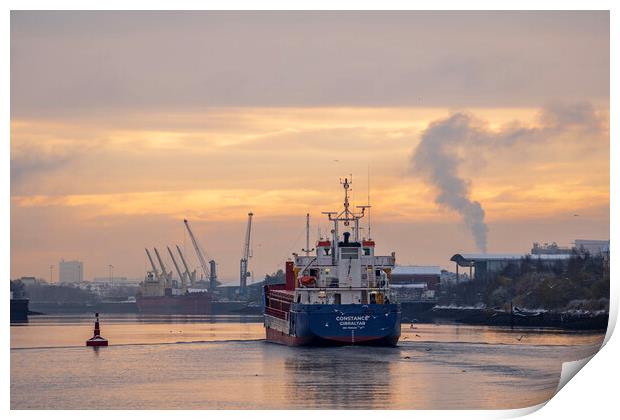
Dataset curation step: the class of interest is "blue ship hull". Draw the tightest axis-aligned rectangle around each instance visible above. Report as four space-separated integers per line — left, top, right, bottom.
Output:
265 303 401 346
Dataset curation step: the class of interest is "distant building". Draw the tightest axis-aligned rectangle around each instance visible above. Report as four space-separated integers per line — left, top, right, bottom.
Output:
17 276 39 286
531 242 572 255
391 266 441 301
59 259 83 284
574 239 610 256
532 239 610 256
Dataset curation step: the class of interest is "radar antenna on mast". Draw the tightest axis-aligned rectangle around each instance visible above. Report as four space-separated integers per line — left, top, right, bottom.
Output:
323 176 369 243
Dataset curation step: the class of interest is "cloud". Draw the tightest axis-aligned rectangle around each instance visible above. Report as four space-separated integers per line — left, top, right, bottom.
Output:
11 11 609 117
11 151 78 189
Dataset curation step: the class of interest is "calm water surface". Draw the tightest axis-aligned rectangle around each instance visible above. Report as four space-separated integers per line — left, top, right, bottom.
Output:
11 315 604 409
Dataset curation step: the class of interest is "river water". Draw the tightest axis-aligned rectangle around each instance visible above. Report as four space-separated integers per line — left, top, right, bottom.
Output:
11 315 604 409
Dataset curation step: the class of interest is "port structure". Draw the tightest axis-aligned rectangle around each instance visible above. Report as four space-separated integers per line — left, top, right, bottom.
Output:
240 212 253 294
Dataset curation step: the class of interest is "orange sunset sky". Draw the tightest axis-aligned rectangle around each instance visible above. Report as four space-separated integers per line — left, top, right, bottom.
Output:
10 11 609 283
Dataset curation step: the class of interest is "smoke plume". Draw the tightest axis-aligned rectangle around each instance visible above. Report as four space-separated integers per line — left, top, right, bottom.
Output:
411 103 604 253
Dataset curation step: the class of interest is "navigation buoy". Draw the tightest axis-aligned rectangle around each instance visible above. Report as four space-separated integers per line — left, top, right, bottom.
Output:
86 312 108 347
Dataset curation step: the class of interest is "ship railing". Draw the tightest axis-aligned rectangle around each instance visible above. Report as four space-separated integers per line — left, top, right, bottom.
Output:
297 286 390 292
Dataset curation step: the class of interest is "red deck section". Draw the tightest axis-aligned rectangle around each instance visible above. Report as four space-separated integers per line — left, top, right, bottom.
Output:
285 260 296 290
264 282 295 320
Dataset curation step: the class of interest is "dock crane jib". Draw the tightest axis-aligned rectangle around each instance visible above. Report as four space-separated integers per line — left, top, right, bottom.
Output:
167 246 186 290
153 247 172 289
183 219 213 290
176 245 197 288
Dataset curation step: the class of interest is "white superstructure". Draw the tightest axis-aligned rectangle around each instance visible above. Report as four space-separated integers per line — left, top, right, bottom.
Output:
290 178 396 305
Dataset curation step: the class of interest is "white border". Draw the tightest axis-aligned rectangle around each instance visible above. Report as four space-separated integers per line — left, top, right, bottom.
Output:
4 2 617 420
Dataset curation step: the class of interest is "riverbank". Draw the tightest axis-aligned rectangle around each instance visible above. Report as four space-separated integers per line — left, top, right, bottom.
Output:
427 306 608 330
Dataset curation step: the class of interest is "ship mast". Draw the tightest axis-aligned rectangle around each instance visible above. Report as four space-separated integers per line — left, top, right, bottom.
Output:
301 213 314 256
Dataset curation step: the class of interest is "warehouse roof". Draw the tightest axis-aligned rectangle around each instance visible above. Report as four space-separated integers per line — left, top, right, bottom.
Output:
392 265 442 276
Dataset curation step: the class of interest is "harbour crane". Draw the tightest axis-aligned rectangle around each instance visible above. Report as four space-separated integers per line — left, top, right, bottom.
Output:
240 212 254 293
183 219 213 290
153 247 172 289
167 246 186 290
176 245 197 288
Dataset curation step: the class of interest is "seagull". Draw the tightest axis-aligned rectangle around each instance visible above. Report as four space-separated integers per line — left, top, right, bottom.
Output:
415 334 421 338
516 335 526 342
404 356 411 359
425 347 432 352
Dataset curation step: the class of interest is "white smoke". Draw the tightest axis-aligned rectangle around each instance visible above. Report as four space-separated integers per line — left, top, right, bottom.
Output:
411 103 604 253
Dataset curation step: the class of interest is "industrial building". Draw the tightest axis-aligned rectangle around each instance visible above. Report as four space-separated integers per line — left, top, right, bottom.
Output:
450 253 572 282
452 239 609 282
59 259 83 284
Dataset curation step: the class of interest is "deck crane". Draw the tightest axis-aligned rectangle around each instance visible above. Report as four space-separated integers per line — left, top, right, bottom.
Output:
240 212 254 293
167 246 186 290
176 245 197 288
145 248 160 276
153 247 172 289
183 219 214 291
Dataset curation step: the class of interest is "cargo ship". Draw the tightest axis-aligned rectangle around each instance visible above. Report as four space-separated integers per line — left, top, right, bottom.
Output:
135 288 212 314
264 178 401 346
135 272 247 314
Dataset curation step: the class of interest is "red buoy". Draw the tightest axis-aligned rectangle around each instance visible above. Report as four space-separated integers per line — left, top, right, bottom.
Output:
86 312 108 347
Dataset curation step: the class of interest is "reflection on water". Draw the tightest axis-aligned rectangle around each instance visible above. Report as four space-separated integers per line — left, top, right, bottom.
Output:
11 315 604 409
282 347 399 409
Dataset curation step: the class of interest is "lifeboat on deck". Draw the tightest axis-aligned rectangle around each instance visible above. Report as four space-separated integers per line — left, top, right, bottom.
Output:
299 276 317 287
